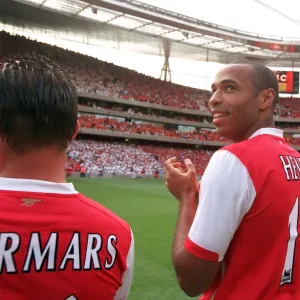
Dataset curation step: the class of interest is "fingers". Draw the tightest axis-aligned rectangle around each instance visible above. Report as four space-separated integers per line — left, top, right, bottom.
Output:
164 158 181 190
164 157 178 171
165 157 195 176
184 159 195 173
164 169 169 179
172 162 182 168
164 166 169 178
165 163 184 181
165 157 177 164
197 181 200 192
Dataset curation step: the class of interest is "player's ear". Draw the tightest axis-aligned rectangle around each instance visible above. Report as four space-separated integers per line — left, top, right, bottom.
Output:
71 120 80 141
258 88 275 110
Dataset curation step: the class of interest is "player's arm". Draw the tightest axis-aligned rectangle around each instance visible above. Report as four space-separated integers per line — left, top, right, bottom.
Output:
115 230 134 300
172 150 256 297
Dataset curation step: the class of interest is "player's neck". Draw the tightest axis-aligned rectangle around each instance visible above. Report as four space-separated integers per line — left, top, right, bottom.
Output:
0 148 67 183
235 119 275 143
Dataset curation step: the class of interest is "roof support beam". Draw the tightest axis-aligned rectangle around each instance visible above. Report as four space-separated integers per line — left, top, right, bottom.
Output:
104 13 124 24
73 4 91 17
85 0 230 40
39 0 47 8
131 21 153 31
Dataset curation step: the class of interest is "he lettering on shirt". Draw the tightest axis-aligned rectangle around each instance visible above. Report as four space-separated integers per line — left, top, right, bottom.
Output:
0 54 134 300
165 62 300 299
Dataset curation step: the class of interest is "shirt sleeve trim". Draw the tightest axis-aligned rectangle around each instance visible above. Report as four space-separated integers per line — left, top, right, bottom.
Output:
184 237 221 262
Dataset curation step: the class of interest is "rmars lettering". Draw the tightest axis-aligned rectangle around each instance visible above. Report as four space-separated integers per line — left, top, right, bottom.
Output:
0 232 118 274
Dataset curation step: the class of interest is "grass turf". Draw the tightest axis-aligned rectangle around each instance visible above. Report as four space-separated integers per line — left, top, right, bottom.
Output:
69 177 197 300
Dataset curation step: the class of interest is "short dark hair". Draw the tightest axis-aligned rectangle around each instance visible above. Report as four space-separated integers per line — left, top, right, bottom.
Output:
230 61 279 106
0 54 78 154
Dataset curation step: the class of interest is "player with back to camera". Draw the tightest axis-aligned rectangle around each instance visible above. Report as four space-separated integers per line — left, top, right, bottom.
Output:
165 62 300 299
0 54 134 300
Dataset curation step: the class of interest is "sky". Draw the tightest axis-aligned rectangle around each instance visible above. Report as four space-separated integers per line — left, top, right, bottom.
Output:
2 0 300 93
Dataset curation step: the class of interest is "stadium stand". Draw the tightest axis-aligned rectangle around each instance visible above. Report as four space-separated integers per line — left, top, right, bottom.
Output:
66 140 212 177
1 31 299 176
67 140 162 176
78 114 229 142
1 31 300 117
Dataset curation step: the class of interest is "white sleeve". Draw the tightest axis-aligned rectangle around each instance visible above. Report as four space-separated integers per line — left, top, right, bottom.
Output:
185 150 256 262
114 230 134 300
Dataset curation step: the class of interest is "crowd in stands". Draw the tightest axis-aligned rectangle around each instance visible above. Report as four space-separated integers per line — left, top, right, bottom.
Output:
78 100 209 123
284 135 300 146
78 114 300 145
0 31 209 111
67 140 163 176
1 31 300 118
277 97 300 118
141 145 213 176
79 98 300 130
1 31 300 176
78 114 229 142
66 135 300 177
66 140 212 176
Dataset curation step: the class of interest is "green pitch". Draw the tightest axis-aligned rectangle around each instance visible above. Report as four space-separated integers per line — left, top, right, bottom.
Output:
69 177 197 300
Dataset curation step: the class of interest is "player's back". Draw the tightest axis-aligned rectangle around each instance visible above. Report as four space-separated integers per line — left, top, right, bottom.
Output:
213 132 300 299
0 178 134 300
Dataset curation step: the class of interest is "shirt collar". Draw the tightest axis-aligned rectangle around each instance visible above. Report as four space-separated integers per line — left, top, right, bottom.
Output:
0 177 78 194
249 128 283 139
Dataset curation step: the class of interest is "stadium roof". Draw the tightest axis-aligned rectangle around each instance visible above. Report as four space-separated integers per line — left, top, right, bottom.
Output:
10 0 300 66
140 0 300 40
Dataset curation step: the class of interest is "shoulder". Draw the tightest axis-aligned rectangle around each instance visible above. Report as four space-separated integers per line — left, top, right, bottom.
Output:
218 135 283 193
75 193 132 237
222 138 259 157
222 134 284 159
208 135 277 170
203 149 252 188
205 148 245 172
202 147 257 204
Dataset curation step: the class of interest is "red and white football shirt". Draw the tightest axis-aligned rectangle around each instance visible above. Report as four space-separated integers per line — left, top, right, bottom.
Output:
184 128 300 299
0 178 134 300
